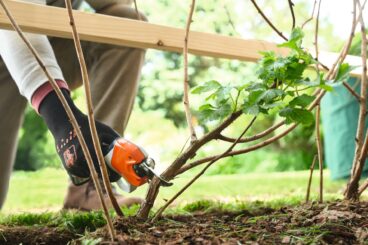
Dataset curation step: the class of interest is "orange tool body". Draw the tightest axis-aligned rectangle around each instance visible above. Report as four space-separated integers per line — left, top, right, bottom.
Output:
105 138 172 193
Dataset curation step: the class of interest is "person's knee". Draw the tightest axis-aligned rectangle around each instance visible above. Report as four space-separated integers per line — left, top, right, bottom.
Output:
98 4 148 22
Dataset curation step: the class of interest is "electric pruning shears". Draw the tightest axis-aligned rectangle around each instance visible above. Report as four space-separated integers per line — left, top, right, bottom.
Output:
104 138 172 192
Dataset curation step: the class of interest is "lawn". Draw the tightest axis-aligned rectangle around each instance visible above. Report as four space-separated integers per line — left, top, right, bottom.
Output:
2 168 350 213
2 168 368 244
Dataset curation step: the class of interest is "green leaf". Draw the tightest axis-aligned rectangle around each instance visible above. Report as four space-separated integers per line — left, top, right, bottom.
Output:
289 94 315 108
236 83 251 92
245 82 266 92
319 84 334 91
278 27 304 51
290 27 304 42
334 63 357 83
243 104 260 115
198 103 215 111
258 89 285 103
191 80 221 94
216 103 232 118
248 90 265 104
215 86 233 104
260 102 283 110
279 107 314 125
199 104 232 122
198 108 217 122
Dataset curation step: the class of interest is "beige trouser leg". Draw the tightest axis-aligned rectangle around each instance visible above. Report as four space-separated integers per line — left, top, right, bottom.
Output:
53 5 146 209
0 60 27 209
51 4 146 134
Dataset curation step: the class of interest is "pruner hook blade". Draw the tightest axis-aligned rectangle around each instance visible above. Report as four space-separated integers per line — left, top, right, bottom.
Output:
142 160 173 187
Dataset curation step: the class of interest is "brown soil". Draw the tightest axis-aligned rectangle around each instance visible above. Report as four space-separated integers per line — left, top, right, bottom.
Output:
0 226 76 245
1 201 368 244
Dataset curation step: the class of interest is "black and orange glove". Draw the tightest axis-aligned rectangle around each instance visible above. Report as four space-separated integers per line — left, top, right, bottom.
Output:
39 89 121 185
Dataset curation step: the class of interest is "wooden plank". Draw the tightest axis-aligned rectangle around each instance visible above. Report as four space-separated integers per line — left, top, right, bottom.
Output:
0 0 365 77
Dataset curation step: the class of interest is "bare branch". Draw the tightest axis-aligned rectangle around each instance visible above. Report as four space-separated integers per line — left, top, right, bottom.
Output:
137 111 242 218
306 155 317 203
152 117 257 221
223 3 239 35
183 0 197 144
301 0 317 29
133 0 141 21
288 0 296 30
346 0 368 200
313 1 323 204
329 0 363 78
343 81 361 102
0 0 115 240
64 0 124 220
216 120 285 143
357 131 368 196
314 0 322 66
359 180 368 195
178 122 298 173
250 0 288 41
315 105 323 203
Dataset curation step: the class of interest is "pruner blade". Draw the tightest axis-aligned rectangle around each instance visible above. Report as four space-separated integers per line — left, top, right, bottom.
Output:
141 160 173 187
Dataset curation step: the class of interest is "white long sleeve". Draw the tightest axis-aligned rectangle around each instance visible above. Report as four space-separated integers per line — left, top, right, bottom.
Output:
0 0 132 101
0 0 64 101
0 31 65 101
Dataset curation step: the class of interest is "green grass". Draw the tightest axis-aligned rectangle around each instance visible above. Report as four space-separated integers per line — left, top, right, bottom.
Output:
2 168 349 214
0 168 364 233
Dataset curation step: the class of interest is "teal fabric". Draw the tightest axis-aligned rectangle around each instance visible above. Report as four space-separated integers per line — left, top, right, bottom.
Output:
321 78 368 180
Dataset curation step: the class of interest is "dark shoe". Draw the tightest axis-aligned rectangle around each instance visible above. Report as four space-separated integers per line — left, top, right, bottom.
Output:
62 180 143 211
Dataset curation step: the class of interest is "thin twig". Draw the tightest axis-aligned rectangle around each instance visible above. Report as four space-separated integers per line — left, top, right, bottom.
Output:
359 181 368 195
0 0 115 240
133 0 141 21
216 120 284 143
288 0 296 30
183 0 197 144
315 105 323 203
301 0 317 29
178 122 299 174
314 0 322 67
223 3 239 35
65 0 124 220
250 0 288 41
152 116 257 221
328 0 363 79
346 0 368 200
306 155 318 203
343 81 361 102
216 88 324 144
357 131 368 196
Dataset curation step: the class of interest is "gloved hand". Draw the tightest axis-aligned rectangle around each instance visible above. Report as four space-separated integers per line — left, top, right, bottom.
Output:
39 89 121 185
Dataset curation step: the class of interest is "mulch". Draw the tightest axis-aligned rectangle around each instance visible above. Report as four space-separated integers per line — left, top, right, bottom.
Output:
2 201 368 244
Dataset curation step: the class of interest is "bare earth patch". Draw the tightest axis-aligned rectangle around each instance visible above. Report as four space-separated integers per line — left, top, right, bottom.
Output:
2 201 368 244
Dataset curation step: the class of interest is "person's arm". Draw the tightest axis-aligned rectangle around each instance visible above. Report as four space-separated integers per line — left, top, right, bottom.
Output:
0 2 65 101
0 0 121 185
